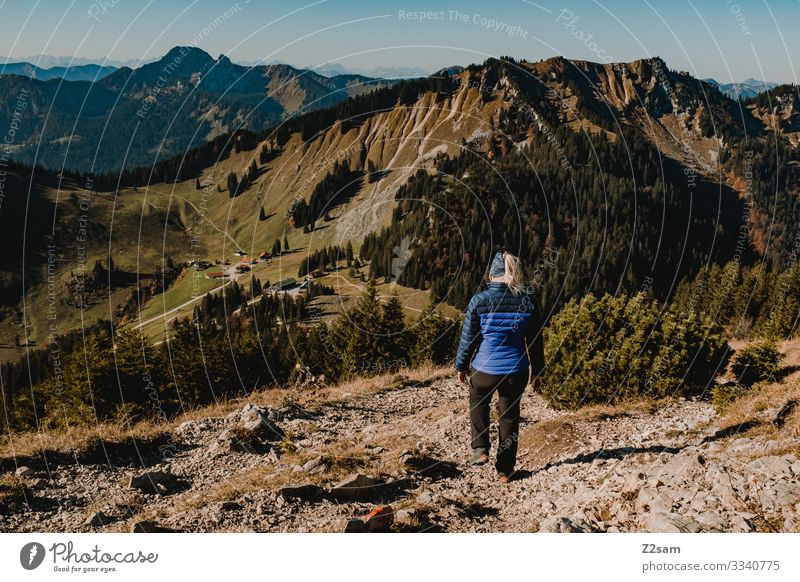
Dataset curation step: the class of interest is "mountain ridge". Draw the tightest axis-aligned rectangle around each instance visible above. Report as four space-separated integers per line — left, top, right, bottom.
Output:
0 61 117 81
0 46 390 172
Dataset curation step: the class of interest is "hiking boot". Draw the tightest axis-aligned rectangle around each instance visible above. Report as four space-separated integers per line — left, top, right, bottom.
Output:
498 472 512 484
470 448 489 465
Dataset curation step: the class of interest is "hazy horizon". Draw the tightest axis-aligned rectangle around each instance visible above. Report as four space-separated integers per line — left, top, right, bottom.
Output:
0 0 797 84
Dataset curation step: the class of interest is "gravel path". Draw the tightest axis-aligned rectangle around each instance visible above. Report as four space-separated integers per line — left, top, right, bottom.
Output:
2 374 798 533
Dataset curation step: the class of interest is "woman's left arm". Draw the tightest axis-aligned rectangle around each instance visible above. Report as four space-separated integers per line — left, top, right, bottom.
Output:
525 302 546 383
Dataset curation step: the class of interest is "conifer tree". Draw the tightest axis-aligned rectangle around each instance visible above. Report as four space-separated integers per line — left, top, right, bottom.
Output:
227 172 238 197
413 293 456 365
345 241 354 267
380 294 411 369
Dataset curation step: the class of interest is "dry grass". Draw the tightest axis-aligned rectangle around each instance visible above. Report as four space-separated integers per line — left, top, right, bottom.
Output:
573 398 666 422
0 420 170 463
517 397 671 470
719 370 799 443
173 437 375 513
0 364 452 465
314 363 450 405
518 418 582 469
708 341 800 458
0 474 30 508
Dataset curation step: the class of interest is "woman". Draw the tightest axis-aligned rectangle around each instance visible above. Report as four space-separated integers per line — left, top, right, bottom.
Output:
454 250 545 483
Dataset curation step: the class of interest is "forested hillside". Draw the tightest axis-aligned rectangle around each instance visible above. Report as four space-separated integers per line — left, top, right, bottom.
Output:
2 54 798 438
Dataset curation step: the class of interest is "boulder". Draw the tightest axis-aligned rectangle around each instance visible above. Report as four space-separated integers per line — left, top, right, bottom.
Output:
278 484 324 502
84 511 111 527
746 456 795 477
537 515 590 533
363 505 394 532
240 405 285 440
343 518 366 533
645 512 703 533
128 470 173 493
730 513 754 532
761 481 800 511
131 520 177 533
399 450 416 465
330 474 383 500
396 508 417 521
416 491 434 505
635 487 672 514
694 510 727 531
302 456 325 472
15 466 34 478
213 429 260 454
621 470 645 493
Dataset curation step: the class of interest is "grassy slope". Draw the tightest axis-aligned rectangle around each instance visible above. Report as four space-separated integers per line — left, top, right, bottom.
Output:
3 80 494 363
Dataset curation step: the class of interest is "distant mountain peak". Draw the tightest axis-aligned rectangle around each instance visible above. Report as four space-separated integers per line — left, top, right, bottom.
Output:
160 45 215 69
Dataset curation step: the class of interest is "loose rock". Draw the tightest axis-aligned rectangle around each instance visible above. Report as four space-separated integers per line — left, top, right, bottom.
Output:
329 474 383 500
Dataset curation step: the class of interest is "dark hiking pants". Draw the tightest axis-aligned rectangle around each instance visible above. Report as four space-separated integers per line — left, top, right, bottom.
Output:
469 369 527 474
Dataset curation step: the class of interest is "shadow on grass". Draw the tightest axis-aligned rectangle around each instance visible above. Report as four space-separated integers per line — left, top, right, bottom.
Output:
0 433 196 473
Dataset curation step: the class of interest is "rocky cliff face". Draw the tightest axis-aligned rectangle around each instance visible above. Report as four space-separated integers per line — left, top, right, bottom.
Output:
244 55 775 244
750 89 800 145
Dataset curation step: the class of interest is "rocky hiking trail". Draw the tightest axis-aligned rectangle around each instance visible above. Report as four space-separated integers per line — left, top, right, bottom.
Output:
2 366 799 533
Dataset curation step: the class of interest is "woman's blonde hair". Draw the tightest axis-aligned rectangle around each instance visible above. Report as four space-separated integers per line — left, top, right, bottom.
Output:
491 251 523 295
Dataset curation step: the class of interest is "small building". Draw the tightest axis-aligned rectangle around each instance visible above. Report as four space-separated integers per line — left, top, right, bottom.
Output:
269 277 297 292
259 251 272 261
206 271 227 279
191 260 213 271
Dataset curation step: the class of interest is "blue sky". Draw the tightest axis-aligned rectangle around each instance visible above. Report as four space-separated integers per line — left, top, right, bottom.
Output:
1 0 798 82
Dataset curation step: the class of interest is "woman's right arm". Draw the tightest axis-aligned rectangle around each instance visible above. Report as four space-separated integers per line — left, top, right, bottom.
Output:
455 295 481 373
